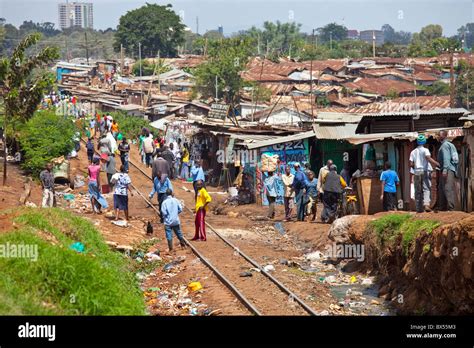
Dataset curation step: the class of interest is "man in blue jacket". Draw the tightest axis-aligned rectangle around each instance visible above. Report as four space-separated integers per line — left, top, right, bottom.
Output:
149 171 173 223
292 163 307 221
161 189 186 253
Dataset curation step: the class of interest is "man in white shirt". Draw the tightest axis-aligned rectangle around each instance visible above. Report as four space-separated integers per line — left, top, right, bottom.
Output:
409 134 440 213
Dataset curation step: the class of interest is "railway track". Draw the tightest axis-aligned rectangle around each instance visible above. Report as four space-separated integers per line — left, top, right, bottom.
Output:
81 138 318 315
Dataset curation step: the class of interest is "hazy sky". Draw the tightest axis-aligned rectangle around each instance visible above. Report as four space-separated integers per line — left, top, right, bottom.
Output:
1 0 473 36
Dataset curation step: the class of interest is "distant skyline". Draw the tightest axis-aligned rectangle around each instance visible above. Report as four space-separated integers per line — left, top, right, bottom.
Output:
1 0 473 36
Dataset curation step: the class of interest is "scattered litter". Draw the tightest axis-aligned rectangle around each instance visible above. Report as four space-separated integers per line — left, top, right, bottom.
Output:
361 278 373 286
116 245 133 252
239 271 253 277
136 272 147 280
63 194 75 201
181 186 192 192
274 222 285 235
69 241 85 253
250 268 261 273
279 258 288 265
350 275 357 284
105 241 118 248
324 275 337 283
25 201 37 208
263 265 275 272
349 301 366 308
112 220 129 227
188 282 203 292
145 252 162 262
73 175 85 188
317 310 330 316
305 251 324 261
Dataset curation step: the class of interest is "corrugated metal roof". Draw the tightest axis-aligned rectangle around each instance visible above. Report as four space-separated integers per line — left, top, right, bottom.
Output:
358 107 467 117
246 130 316 149
312 123 358 140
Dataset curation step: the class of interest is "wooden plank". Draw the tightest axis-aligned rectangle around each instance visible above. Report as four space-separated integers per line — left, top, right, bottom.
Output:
358 177 383 214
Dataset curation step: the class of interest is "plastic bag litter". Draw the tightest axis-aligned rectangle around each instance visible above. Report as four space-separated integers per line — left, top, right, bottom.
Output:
188 282 203 292
145 252 162 262
112 220 128 227
69 242 85 253
263 265 275 272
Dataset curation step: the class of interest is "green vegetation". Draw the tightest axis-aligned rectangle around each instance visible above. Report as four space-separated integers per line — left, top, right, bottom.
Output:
132 58 171 77
193 37 253 104
400 219 440 255
0 208 145 315
369 214 440 256
18 109 75 176
114 3 185 58
111 111 152 140
423 244 431 253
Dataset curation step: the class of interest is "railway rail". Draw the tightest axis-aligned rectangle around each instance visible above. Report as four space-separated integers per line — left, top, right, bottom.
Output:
81 138 318 315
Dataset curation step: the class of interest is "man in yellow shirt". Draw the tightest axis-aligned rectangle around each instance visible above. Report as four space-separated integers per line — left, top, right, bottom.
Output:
321 164 347 223
192 180 211 241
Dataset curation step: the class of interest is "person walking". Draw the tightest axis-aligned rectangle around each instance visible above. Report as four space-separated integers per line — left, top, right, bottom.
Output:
86 137 95 164
118 137 130 173
149 172 173 223
89 118 96 139
264 171 277 219
321 165 346 223
152 152 171 180
437 130 458 211
192 180 211 241
111 165 133 223
111 120 119 139
191 160 205 200
40 163 55 208
180 143 190 180
143 133 155 168
170 142 181 179
161 188 186 253
380 161 400 211
292 162 307 221
88 156 108 213
282 165 295 221
317 159 333 197
305 171 318 221
161 145 176 179
409 134 439 213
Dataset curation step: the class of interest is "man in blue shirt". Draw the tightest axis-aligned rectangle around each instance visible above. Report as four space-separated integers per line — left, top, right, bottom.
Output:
264 171 278 219
380 161 400 211
149 171 173 223
191 160 205 200
305 171 318 221
292 163 307 221
160 189 186 253
437 130 457 211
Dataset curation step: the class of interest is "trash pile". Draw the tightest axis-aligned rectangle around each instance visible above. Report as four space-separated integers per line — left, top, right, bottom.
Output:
143 283 221 316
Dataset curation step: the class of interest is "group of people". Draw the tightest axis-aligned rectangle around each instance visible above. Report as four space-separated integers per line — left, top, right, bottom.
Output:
380 130 458 213
138 128 191 181
264 160 347 224
261 130 459 223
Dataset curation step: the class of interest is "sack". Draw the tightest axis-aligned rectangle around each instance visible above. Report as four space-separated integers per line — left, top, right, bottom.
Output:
261 154 279 173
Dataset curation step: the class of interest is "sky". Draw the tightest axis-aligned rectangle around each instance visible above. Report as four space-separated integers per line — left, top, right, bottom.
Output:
1 0 473 36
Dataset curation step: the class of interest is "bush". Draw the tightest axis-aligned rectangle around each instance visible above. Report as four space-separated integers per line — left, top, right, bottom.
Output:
370 213 411 245
110 111 153 140
18 109 75 176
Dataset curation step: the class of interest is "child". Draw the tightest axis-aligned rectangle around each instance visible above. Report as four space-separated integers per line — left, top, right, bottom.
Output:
192 180 211 241
160 189 186 253
305 171 318 221
111 165 133 223
264 171 277 219
380 161 400 211
86 137 94 164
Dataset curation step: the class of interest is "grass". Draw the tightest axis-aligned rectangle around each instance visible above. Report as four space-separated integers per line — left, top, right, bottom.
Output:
0 208 145 315
369 213 440 256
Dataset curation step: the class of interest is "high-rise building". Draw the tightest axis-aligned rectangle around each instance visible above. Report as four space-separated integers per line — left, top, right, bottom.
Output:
218 25 224 36
359 30 384 46
58 2 93 30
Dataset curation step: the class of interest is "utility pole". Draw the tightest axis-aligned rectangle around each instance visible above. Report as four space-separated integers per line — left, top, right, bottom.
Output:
120 44 124 76
84 32 89 64
330 32 333 50
449 49 455 108
196 16 199 35
139 42 143 107
310 28 315 121
372 30 376 58
65 33 69 62
215 75 218 101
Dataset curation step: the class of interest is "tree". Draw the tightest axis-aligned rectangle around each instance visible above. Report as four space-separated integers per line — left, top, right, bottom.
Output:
419 24 443 42
382 24 396 43
193 37 253 104
455 62 474 109
381 24 412 45
18 110 75 176
203 30 224 41
132 58 171 76
0 33 59 184
425 81 450 96
317 23 348 43
457 23 474 49
114 3 185 58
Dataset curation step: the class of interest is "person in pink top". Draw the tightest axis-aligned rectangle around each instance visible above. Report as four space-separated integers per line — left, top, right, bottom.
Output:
88 156 108 213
